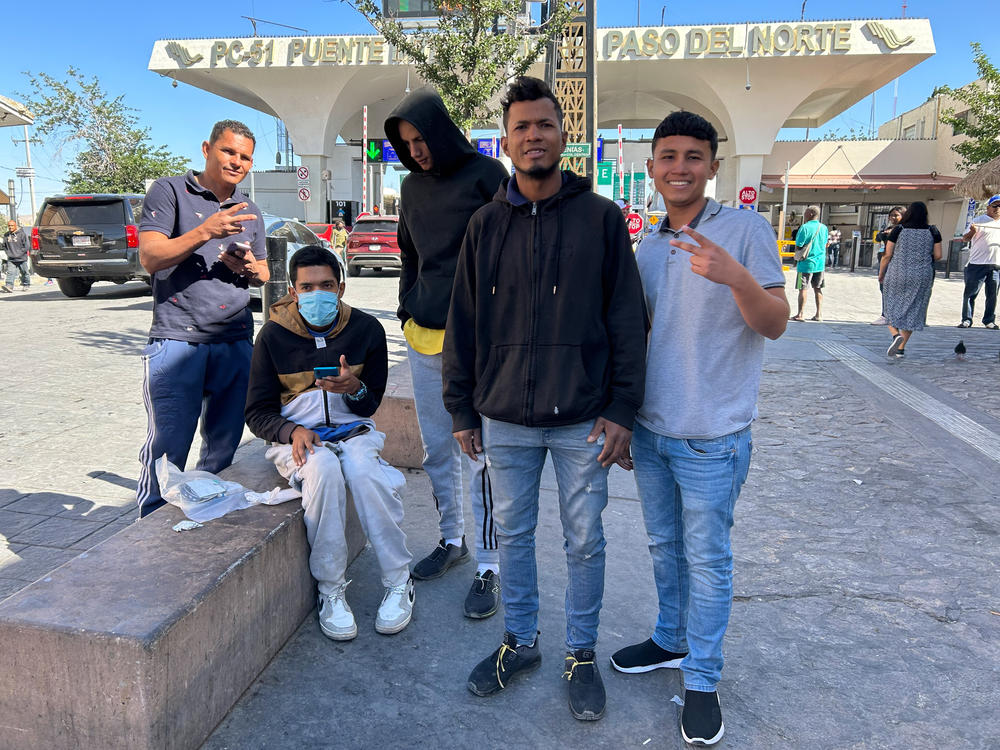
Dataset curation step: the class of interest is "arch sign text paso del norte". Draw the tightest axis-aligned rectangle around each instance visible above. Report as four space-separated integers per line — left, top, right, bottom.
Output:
150 17 933 220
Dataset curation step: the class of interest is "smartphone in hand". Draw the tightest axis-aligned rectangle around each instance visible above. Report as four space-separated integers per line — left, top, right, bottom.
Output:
227 241 252 258
314 366 340 380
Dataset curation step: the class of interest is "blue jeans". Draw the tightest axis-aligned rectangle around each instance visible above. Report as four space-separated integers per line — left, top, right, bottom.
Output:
961 263 998 325
136 338 253 516
631 422 752 692
481 417 609 650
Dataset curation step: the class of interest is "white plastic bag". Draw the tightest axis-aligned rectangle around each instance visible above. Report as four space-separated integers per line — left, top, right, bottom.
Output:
155 455 301 523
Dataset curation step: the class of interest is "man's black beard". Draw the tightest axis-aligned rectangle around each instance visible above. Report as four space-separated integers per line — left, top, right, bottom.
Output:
521 161 560 180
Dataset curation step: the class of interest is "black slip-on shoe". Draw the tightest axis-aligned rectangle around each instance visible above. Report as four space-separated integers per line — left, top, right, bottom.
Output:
463 570 500 619
467 632 540 696
565 649 606 721
681 689 725 746
411 537 469 580
610 638 687 673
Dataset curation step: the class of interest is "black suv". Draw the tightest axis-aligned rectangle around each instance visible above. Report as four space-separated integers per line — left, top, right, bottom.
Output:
30 194 146 297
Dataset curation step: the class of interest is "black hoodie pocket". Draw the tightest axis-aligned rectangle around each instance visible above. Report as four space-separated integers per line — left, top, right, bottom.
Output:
473 344 523 423
531 344 603 423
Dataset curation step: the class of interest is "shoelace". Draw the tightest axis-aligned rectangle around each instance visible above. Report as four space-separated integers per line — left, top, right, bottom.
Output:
563 654 594 681
326 580 351 604
495 642 516 689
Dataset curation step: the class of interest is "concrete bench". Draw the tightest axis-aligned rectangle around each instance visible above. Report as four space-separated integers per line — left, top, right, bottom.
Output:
0 439 366 750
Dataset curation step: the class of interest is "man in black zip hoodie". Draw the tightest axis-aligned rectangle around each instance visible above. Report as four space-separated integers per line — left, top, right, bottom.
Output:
245 245 413 642
443 77 647 721
385 88 508 618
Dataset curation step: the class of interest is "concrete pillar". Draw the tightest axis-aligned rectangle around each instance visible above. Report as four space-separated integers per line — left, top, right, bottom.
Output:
729 154 765 207
297 154 327 223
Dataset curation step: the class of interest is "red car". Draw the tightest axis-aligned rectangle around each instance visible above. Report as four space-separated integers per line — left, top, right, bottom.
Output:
306 223 335 243
345 215 400 277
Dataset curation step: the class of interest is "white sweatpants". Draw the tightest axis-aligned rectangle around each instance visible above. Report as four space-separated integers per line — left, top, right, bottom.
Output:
266 430 412 594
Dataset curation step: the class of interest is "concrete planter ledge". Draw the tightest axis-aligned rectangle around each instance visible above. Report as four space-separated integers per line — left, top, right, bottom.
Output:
0 440 366 750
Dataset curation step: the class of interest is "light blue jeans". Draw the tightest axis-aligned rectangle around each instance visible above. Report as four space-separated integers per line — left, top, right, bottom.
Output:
407 344 497 565
631 422 752 692
481 417 609 650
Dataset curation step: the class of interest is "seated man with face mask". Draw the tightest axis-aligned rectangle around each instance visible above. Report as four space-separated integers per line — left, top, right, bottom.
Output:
245 245 414 641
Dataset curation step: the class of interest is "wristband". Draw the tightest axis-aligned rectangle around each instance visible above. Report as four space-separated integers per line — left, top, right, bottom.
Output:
344 382 368 402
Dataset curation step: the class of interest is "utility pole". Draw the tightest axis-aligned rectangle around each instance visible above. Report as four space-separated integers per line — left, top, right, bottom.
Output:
6 179 15 221
13 125 38 221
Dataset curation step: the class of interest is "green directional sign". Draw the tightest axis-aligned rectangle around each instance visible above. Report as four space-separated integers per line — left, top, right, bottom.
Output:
596 162 613 185
365 139 383 161
562 143 592 158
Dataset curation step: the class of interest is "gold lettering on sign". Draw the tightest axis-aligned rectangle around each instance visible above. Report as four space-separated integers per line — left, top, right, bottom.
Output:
599 21 870 58
687 28 708 54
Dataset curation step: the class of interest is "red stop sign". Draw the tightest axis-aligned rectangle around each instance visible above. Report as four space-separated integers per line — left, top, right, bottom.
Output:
739 186 758 204
626 213 644 236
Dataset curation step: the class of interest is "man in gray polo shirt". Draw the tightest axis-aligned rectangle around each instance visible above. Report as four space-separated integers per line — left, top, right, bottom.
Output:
610 111 788 747
136 120 269 516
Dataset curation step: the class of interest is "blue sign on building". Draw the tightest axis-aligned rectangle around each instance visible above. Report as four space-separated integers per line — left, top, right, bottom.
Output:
477 138 497 157
382 140 401 163
597 136 604 163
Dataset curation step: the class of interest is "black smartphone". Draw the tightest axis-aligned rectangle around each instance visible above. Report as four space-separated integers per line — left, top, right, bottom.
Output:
314 366 340 379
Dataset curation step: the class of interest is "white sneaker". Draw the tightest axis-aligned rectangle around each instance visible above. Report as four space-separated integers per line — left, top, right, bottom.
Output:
318 581 357 641
870 315 888 325
375 577 414 634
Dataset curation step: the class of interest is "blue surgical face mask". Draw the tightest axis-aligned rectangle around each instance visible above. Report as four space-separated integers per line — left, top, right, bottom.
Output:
296 289 340 328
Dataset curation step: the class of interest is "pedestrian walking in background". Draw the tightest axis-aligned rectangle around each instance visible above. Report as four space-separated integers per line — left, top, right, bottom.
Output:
444 76 647 721
879 201 942 357
385 87 508 618
2 219 31 292
827 226 842 268
135 120 269 517
789 205 827 321
957 194 1000 329
872 206 904 325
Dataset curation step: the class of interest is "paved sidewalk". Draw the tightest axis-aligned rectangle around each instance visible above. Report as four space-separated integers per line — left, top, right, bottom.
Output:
1 269 998 748
204 272 999 749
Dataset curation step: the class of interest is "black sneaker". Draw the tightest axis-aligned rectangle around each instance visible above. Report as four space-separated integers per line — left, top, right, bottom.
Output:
467 632 541 696
610 638 687 673
412 537 469 580
564 649 606 721
681 689 724 746
463 570 500 619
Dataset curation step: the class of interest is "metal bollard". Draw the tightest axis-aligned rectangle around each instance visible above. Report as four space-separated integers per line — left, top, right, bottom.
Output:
262 236 288 323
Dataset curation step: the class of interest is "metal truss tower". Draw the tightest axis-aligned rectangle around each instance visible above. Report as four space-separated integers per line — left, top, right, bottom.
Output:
551 0 596 180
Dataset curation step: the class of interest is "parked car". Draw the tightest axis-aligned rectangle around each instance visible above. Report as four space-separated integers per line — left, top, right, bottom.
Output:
345 215 400 277
251 215 346 300
30 194 146 298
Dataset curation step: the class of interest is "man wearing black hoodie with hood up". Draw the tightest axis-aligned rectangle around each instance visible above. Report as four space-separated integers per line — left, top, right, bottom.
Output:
385 88 508 619
443 77 647 722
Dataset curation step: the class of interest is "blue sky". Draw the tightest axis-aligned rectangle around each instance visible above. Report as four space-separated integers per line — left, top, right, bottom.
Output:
0 0 995 213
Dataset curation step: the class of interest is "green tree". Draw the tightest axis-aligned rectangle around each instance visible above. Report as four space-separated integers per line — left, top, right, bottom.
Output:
346 0 572 129
935 42 1000 171
22 67 188 193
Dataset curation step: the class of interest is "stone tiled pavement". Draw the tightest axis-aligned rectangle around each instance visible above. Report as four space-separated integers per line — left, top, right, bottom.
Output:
2 266 999 748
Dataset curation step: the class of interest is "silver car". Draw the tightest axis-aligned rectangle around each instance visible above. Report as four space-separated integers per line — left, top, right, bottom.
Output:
250 215 346 299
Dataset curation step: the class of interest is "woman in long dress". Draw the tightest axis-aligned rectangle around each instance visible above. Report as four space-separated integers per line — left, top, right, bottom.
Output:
878 201 942 358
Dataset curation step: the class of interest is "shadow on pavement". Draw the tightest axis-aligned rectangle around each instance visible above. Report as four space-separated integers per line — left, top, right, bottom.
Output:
67 327 148 356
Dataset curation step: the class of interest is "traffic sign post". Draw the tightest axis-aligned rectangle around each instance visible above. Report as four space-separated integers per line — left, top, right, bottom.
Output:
626 212 644 237
739 186 758 205
298 187 311 202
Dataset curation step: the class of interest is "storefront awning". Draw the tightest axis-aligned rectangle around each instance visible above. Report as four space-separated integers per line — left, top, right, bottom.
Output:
760 174 959 191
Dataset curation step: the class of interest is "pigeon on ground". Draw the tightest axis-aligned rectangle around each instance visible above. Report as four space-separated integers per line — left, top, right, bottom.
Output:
955 340 966 360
